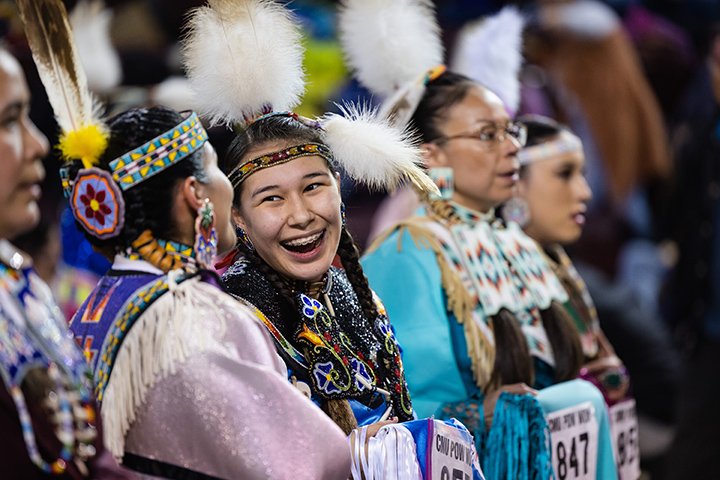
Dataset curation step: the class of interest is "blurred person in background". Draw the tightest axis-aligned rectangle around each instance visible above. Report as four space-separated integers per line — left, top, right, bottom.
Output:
663 26 720 478
521 0 672 314
511 114 680 478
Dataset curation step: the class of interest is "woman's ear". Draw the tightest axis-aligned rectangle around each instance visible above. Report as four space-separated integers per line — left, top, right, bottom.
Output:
422 142 448 169
180 176 203 211
231 206 246 231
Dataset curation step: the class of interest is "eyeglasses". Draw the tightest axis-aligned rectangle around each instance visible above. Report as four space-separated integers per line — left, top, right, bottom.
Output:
433 121 527 148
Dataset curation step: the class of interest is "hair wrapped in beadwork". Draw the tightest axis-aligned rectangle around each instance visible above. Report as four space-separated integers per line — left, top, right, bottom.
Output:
182 0 437 195
18 0 209 241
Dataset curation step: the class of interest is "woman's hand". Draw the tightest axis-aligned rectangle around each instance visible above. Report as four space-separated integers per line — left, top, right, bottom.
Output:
364 416 399 438
581 355 630 402
483 383 537 428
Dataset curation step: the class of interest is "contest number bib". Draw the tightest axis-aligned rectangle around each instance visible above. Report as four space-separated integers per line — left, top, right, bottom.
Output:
429 420 478 480
547 402 599 480
609 399 640 480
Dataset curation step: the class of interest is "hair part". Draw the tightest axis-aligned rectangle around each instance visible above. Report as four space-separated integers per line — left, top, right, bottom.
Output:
408 70 476 143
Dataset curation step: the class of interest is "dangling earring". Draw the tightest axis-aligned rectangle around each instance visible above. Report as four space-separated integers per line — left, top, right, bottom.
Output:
340 202 346 227
236 226 254 251
428 167 454 200
194 198 218 269
501 196 531 227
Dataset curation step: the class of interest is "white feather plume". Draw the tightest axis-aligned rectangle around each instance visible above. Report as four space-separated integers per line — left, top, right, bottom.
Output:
182 0 305 126
338 0 444 98
151 76 197 112
451 6 525 115
321 103 438 196
70 0 122 94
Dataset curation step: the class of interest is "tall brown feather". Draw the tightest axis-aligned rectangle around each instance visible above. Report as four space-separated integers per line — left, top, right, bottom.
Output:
16 0 97 135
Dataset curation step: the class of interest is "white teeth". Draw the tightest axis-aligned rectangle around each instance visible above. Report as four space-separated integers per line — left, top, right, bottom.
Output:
284 232 322 247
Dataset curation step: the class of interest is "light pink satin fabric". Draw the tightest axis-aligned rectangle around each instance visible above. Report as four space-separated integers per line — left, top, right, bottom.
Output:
122 295 351 480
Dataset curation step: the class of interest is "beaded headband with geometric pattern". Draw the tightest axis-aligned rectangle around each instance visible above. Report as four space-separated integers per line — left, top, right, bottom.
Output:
109 112 208 191
56 112 208 240
228 142 333 187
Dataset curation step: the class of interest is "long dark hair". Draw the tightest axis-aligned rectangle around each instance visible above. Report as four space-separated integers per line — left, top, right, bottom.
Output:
226 115 379 322
67 106 207 255
418 73 583 386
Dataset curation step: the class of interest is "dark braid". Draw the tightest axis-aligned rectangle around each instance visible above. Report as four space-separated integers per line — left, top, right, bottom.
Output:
337 227 379 322
67 106 207 256
235 241 297 304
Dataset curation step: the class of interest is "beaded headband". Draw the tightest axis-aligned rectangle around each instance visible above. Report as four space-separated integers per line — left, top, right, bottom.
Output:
518 131 583 166
229 143 333 187
109 112 208 191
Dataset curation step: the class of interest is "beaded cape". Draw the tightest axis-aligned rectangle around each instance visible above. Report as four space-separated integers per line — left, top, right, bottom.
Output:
70 268 192 402
368 201 568 388
0 240 96 475
221 254 413 422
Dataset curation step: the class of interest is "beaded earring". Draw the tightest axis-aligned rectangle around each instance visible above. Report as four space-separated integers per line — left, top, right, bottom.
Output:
194 198 218 269
501 196 531 227
428 167 454 200
341 202 347 227
237 226 255 252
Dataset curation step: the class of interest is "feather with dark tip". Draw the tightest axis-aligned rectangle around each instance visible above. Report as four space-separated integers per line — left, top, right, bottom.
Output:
16 0 99 135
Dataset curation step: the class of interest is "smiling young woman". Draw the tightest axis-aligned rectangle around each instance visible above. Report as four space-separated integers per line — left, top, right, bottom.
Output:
220 114 415 434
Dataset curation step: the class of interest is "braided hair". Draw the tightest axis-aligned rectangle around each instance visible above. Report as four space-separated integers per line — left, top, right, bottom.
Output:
67 106 208 255
226 115 379 321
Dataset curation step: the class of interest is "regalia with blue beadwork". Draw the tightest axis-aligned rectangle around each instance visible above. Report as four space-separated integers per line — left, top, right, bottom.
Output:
222 255 414 424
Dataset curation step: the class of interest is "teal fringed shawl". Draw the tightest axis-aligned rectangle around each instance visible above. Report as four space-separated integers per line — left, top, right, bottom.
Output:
483 392 552 480
438 392 552 480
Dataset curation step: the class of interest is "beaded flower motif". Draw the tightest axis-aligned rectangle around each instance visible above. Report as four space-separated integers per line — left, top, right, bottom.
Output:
70 168 125 240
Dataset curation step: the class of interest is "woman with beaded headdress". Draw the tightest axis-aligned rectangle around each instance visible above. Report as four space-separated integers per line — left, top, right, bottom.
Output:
0 24 132 480
351 2 618 479
182 1 486 478
19 0 351 478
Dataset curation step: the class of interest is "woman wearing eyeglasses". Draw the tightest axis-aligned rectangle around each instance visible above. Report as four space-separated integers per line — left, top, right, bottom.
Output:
362 70 617 479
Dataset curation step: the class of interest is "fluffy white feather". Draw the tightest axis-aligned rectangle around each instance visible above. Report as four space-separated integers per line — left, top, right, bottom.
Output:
182 0 305 126
70 0 122 94
338 0 444 97
322 103 438 196
451 6 525 114
151 76 197 112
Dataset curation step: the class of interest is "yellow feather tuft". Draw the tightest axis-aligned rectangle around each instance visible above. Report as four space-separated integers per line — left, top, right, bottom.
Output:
58 123 108 169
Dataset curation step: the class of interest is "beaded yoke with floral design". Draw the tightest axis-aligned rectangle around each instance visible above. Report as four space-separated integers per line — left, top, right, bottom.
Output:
222 254 413 422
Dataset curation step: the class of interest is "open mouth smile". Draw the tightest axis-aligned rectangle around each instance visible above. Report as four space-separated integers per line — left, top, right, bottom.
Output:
280 230 326 256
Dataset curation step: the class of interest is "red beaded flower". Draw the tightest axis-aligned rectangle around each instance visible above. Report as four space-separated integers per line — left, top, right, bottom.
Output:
71 168 125 239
